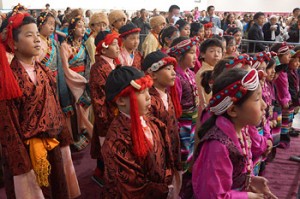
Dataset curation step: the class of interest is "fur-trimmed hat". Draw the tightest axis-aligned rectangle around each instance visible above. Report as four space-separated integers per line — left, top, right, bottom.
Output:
108 10 127 26
150 15 166 29
89 12 109 28
105 66 153 158
119 23 141 38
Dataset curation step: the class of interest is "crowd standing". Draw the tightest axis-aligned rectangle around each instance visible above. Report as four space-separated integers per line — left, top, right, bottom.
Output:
0 2 300 199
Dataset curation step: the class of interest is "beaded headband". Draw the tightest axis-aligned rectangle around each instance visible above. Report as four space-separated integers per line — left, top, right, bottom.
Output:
226 54 253 69
252 51 277 69
167 36 199 57
37 11 54 27
147 57 177 73
70 15 83 26
209 69 259 115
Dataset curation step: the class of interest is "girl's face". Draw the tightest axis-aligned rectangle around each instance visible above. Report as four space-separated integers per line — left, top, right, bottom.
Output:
74 20 86 38
204 28 212 38
181 45 197 68
229 14 235 23
91 22 108 34
279 52 291 64
152 64 176 88
136 88 151 116
102 39 120 59
266 63 276 82
123 33 140 51
40 16 55 37
202 46 223 66
233 31 242 45
226 40 236 55
197 27 205 41
235 85 266 127
14 23 41 57
180 24 191 37
289 58 300 70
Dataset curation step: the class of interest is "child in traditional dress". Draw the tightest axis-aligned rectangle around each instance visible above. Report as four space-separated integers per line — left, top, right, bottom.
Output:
89 31 120 186
223 35 238 58
85 12 109 65
167 36 199 171
158 25 179 54
226 27 243 48
193 68 277 199
60 9 93 151
118 23 143 69
142 50 182 196
271 43 292 148
0 8 79 198
142 15 166 56
108 10 127 34
190 22 205 73
102 66 174 198
201 21 213 39
195 38 223 120
175 19 191 37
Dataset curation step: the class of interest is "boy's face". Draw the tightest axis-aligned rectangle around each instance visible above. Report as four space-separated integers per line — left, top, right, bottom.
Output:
152 64 176 88
123 33 140 51
136 88 151 116
202 46 223 66
74 20 86 38
113 18 126 30
14 23 41 57
92 22 108 34
40 16 55 37
102 38 120 59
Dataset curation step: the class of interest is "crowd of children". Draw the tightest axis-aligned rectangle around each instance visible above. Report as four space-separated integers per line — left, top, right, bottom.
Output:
0 3 299 199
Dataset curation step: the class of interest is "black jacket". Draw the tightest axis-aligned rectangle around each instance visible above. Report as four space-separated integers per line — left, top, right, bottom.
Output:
248 23 267 52
287 23 300 43
262 22 280 41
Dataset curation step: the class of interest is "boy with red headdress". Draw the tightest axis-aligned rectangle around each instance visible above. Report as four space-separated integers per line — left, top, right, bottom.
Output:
118 23 143 69
89 30 120 186
102 66 174 198
0 4 79 198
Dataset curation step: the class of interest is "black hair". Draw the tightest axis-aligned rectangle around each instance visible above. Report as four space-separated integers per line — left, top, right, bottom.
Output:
294 45 300 51
201 58 233 94
37 12 55 31
200 38 223 54
253 12 265 21
158 25 178 47
211 34 224 42
207 5 215 12
223 35 235 48
190 22 203 37
198 68 253 140
175 19 189 31
293 7 300 14
168 5 180 13
13 16 36 42
266 58 276 69
226 27 241 36
46 3 50 7
270 43 283 55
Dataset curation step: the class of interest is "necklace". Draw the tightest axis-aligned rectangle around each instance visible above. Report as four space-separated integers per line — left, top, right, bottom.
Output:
238 128 252 190
71 40 82 54
40 35 52 66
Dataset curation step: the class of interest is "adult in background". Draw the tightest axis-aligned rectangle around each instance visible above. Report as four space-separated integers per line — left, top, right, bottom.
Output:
248 12 267 52
263 15 280 41
198 10 206 22
133 8 151 51
166 5 181 25
287 15 300 43
203 5 221 29
286 8 300 27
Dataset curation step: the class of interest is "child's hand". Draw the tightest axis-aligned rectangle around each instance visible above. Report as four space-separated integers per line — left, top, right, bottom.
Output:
249 176 278 199
247 192 264 199
264 140 273 157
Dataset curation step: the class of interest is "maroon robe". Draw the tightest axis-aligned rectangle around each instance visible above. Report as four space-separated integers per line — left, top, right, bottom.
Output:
0 57 71 199
132 51 143 70
102 113 173 199
148 87 181 170
89 55 117 159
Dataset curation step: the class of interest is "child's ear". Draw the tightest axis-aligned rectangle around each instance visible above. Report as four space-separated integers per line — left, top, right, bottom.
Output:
149 72 157 80
115 97 127 107
226 104 238 118
101 48 107 55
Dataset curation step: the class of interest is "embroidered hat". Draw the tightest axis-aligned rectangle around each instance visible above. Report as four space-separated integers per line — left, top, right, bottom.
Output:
271 42 292 55
149 15 166 29
89 12 109 28
95 31 121 53
226 54 253 69
119 23 141 38
252 51 277 69
0 4 29 100
167 36 199 57
209 69 260 115
108 10 127 26
105 66 153 158
142 50 182 118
